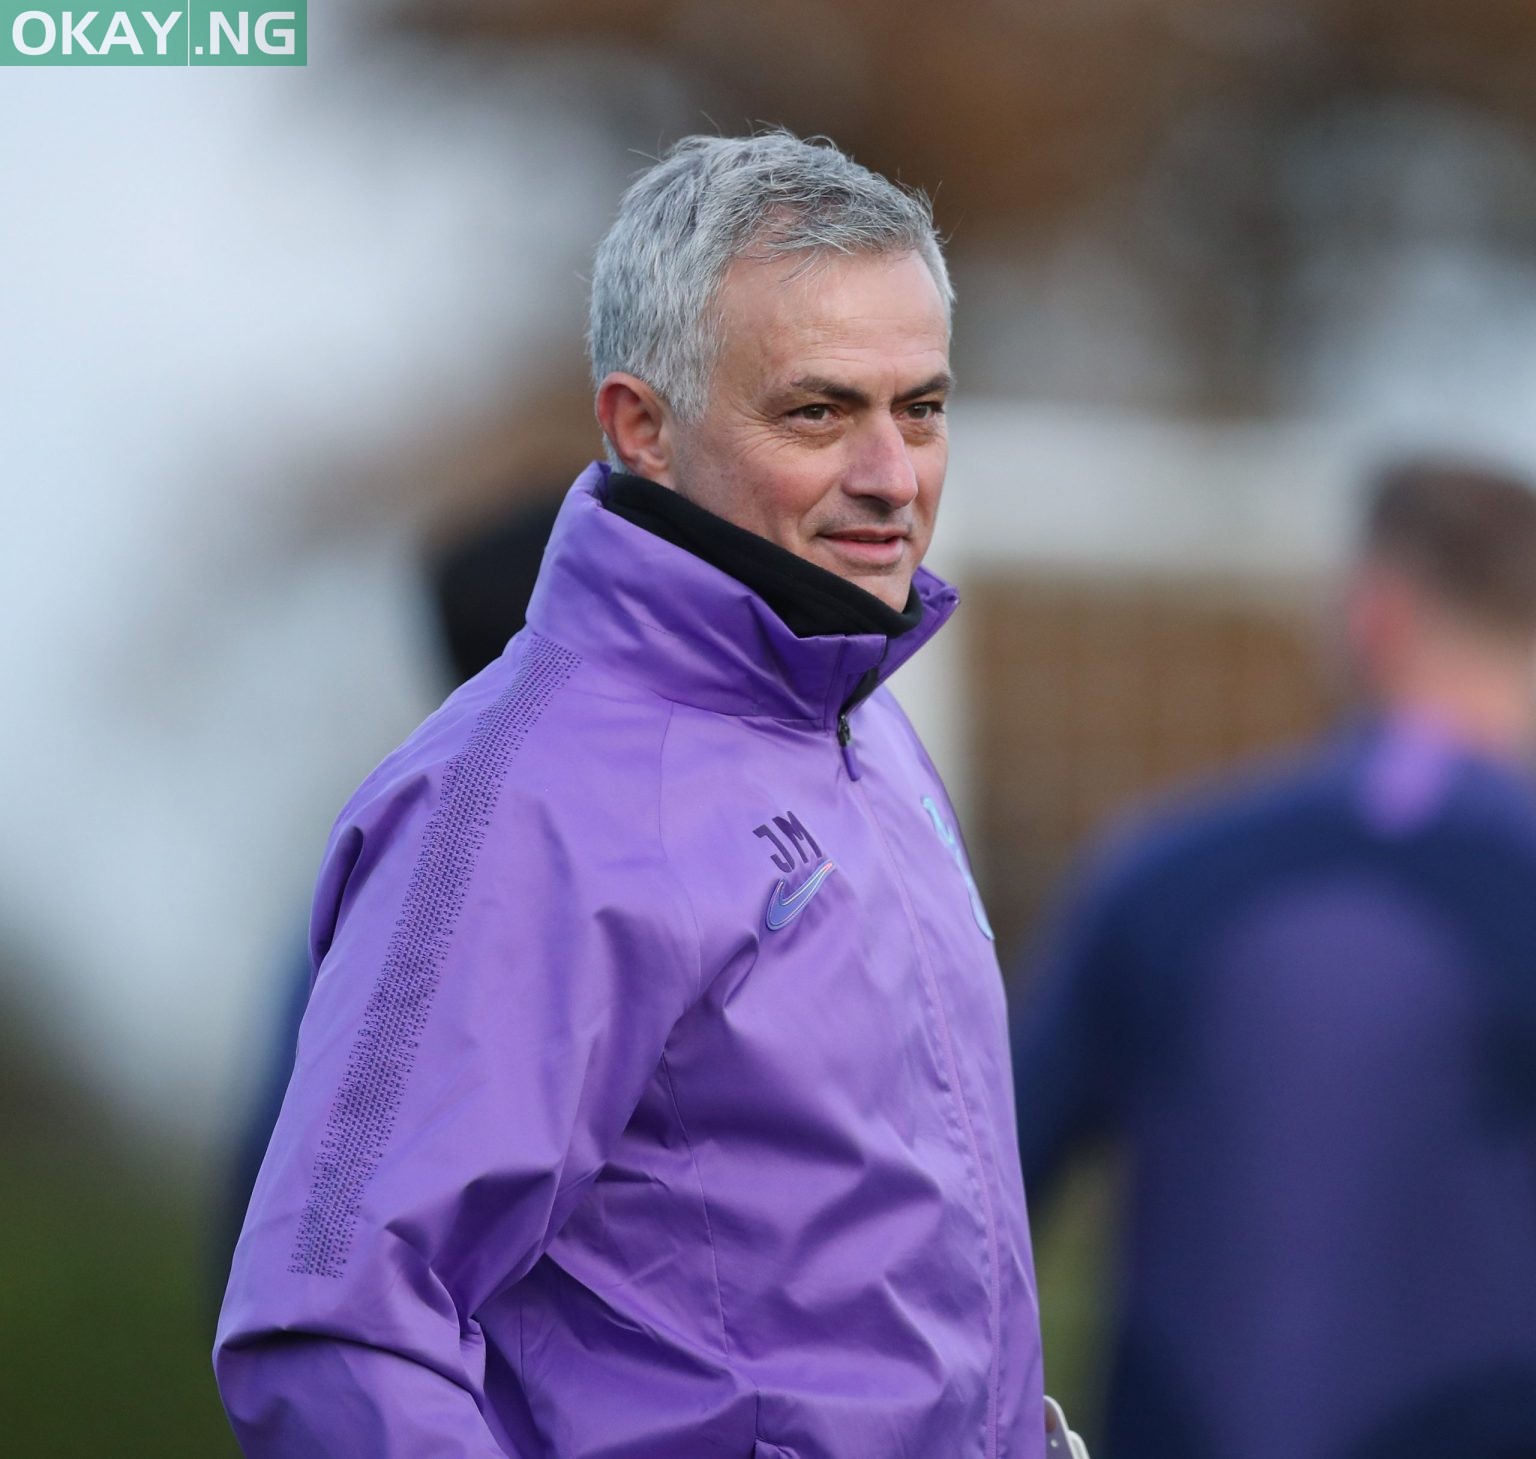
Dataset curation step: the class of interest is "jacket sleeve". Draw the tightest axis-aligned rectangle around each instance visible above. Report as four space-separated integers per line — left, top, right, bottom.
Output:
1009 848 1130 1210
214 757 701 1457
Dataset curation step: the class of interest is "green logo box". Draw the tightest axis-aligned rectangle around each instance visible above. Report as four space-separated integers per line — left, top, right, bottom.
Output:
0 4 306 65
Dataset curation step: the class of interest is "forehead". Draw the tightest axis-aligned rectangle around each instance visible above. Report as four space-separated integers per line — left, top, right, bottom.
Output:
714 250 950 387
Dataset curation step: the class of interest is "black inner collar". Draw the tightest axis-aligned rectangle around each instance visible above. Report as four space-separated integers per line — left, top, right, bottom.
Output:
604 472 923 640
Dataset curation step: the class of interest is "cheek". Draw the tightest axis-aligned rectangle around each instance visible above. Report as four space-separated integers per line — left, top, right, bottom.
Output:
752 461 843 540
916 450 946 518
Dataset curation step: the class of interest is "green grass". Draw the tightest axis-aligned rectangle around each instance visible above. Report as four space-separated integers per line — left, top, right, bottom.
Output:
1032 1153 1121 1448
1 1136 240 1457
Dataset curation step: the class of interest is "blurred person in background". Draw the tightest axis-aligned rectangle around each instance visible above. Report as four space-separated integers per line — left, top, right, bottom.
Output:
1011 458 1536 1458
215 131 1066 1457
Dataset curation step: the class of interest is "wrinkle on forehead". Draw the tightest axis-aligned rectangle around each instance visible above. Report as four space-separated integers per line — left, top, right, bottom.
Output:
714 251 950 404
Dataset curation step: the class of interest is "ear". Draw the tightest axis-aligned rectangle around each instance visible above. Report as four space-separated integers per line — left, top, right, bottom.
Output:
594 372 677 486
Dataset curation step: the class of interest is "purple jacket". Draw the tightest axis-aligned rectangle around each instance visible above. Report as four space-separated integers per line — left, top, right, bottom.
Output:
215 462 1044 1458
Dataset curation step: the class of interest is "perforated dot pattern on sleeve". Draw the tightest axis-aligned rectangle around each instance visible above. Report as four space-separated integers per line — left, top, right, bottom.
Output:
288 634 581 1279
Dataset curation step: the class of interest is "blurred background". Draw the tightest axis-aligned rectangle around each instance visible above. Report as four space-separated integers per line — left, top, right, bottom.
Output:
9 0 1536 1450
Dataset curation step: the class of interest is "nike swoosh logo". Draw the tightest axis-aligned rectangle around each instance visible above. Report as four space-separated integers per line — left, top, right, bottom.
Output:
765 857 837 931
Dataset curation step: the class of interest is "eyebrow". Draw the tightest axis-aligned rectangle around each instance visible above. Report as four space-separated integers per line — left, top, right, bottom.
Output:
785 371 955 409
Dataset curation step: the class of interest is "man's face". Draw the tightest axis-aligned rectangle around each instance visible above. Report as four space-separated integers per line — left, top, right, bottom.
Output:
666 249 951 612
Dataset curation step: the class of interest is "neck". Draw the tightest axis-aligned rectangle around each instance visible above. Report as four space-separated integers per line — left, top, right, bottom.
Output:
1367 640 1536 761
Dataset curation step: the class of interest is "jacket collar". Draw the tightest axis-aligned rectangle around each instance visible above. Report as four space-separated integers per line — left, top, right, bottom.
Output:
604 471 925 640
525 461 959 728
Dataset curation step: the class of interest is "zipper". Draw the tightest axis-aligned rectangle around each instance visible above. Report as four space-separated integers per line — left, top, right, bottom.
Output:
845 772 1005 1458
836 713 861 780
835 663 883 781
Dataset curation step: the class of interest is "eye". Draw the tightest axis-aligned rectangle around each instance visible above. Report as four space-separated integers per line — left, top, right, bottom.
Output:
791 403 834 422
905 400 946 421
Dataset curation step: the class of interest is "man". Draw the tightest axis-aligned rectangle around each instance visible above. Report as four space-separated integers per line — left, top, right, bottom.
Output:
1012 459 1536 1459
216 132 1051 1457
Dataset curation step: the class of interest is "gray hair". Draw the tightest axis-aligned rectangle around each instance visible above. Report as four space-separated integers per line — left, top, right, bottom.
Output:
587 130 952 428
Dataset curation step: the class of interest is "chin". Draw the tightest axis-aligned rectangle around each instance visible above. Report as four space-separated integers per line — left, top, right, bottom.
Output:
860 575 913 611
806 545 913 608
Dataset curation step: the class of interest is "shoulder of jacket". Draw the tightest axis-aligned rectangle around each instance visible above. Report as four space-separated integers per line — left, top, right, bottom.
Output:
335 634 672 846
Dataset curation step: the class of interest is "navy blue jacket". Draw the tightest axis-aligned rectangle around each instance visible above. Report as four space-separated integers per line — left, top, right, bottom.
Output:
1013 716 1536 1459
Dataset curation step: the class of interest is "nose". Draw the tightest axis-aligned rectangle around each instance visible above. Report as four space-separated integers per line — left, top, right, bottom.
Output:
843 413 920 512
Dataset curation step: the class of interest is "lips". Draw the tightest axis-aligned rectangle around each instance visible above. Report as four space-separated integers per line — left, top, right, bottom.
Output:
821 530 909 568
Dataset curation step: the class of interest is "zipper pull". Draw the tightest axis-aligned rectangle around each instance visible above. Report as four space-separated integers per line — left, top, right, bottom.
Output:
837 713 862 781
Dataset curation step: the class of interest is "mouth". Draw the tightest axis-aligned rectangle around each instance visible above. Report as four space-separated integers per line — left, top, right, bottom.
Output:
819 529 910 569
